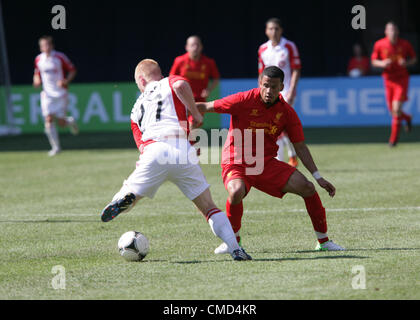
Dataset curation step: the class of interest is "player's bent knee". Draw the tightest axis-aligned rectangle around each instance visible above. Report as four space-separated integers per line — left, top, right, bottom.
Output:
45 116 54 125
227 186 245 205
302 180 316 197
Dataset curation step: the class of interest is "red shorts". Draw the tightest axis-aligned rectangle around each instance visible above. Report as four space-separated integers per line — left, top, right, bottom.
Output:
221 158 296 199
384 77 409 111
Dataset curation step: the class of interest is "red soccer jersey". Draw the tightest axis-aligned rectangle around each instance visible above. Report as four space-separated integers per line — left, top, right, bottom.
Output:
371 37 416 80
169 53 220 102
347 56 370 75
214 88 305 166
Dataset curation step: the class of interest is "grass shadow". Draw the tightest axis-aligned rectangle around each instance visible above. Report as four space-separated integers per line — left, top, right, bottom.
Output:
343 247 420 252
253 255 369 262
0 219 98 223
284 247 420 254
172 254 368 264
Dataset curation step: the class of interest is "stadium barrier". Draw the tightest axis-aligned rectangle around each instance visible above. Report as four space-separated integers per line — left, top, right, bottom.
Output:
2 75 420 133
220 76 420 128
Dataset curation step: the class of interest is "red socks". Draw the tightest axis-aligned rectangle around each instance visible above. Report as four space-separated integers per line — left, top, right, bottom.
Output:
226 199 243 242
304 192 329 243
390 116 402 145
390 113 411 145
226 194 330 244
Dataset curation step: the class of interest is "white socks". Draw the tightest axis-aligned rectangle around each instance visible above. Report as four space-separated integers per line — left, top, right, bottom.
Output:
276 138 284 161
282 136 297 158
315 231 329 240
45 123 60 151
276 136 297 160
208 211 240 253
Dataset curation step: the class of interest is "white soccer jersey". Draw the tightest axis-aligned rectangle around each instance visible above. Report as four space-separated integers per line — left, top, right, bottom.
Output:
34 50 75 98
258 37 301 96
130 76 189 142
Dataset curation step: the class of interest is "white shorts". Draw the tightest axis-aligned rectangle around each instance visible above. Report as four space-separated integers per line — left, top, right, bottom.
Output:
121 139 210 200
41 91 68 118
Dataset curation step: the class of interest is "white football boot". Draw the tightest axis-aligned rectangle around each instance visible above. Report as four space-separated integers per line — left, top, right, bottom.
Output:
214 242 230 254
48 148 61 157
315 240 345 251
67 117 79 135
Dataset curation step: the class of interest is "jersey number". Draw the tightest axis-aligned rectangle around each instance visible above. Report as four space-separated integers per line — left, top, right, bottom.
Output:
156 101 163 121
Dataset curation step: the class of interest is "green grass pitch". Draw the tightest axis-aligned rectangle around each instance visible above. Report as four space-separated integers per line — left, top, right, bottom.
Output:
0 129 419 299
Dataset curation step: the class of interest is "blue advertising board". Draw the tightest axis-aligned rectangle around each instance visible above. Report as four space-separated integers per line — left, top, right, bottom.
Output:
219 75 420 128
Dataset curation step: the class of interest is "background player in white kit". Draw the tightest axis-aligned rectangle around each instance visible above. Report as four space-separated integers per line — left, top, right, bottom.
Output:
100 59 251 261
258 18 301 167
33 36 79 156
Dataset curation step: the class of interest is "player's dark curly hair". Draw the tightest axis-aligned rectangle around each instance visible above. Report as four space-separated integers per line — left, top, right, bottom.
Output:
262 66 284 83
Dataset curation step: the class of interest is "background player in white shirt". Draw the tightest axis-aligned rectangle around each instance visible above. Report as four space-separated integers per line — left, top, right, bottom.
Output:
33 36 78 156
100 59 251 261
258 18 301 167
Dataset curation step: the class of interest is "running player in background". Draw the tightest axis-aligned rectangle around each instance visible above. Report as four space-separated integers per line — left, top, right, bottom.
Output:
258 18 301 167
371 21 417 147
33 36 79 156
197 66 344 253
100 59 251 261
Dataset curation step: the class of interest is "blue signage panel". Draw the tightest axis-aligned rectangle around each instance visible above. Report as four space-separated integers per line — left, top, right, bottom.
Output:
219 76 420 128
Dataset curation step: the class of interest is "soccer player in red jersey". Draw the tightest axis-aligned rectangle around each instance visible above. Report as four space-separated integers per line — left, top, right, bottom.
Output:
371 22 417 147
197 66 345 252
170 35 220 152
347 43 370 77
170 35 220 103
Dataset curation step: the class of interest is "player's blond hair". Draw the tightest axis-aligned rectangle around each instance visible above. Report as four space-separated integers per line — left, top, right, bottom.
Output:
134 59 162 82
39 35 53 44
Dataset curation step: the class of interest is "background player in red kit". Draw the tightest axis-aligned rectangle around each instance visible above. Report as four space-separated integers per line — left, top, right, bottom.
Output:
347 43 370 77
170 35 220 150
197 66 345 253
371 21 417 147
170 35 220 104
258 18 301 167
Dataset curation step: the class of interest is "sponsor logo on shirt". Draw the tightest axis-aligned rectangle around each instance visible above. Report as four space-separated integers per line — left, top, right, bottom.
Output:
250 109 259 116
274 112 283 123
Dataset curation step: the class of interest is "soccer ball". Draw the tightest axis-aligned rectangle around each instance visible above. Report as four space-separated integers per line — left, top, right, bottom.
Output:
118 231 149 262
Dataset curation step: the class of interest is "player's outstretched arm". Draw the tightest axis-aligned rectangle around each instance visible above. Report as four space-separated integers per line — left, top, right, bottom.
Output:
196 101 215 114
293 141 336 197
172 80 203 128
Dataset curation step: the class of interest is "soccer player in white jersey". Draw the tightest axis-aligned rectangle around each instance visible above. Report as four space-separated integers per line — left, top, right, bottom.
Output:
258 18 301 167
100 59 251 261
33 36 78 156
